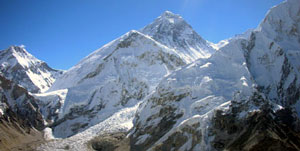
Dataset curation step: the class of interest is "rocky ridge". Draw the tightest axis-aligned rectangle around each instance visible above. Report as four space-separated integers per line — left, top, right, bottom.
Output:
0 75 45 151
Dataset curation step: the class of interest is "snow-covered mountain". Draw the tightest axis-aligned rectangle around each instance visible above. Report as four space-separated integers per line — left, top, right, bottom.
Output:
41 11 217 138
2 0 300 150
141 11 215 63
0 46 63 93
130 0 300 150
130 34 256 150
38 11 218 139
247 0 300 109
44 30 188 138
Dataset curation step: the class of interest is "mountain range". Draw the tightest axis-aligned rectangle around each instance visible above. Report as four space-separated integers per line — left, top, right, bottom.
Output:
1 0 300 150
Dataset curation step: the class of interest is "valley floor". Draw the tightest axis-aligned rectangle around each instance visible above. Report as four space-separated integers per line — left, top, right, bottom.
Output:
0 126 44 151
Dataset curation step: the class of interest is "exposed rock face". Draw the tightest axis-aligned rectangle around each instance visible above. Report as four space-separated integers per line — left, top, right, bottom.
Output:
0 75 45 150
131 92 300 151
130 91 188 150
0 46 63 93
87 133 130 151
211 94 300 151
0 75 45 130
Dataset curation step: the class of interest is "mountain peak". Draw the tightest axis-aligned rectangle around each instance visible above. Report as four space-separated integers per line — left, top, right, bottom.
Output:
156 11 183 25
162 10 174 15
258 0 300 50
140 11 215 62
1 45 39 68
160 11 181 19
7 45 29 55
140 11 192 36
0 45 63 93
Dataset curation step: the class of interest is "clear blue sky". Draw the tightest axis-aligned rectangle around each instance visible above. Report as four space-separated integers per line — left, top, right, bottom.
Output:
0 0 283 70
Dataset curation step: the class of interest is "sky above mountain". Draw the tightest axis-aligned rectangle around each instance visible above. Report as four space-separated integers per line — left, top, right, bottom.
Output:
0 0 283 70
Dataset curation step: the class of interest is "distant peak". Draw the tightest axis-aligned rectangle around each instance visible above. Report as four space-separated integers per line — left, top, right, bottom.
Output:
141 11 190 35
161 11 175 17
7 45 29 55
160 11 181 19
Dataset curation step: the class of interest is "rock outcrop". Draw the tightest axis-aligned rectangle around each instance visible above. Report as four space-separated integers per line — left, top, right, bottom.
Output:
0 75 45 150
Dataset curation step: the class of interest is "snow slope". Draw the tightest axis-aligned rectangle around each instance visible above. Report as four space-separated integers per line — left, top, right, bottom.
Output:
0 46 63 93
16 1 300 150
130 36 255 150
246 0 300 108
37 102 140 151
42 12 218 138
130 0 300 150
46 30 187 138
33 89 68 125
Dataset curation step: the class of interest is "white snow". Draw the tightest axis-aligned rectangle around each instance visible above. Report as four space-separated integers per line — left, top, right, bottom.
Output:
209 29 254 50
132 34 255 150
0 46 62 93
200 62 211 69
43 127 55 141
140 11 215 63
37 103 140 151
245 0 300 103
33 89 68 124
38 11 217 139
42 30 189 138
10 1 300 150
131 0 300 149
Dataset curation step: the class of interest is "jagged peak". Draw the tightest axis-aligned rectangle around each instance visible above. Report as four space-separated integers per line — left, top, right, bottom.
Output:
5 45 29 55
0 45 62 93
159 11 182 20
0 45 43 69
259 0 299 30
2 46 40 65
256 0 300 50
140 10 193 36
154 11 184 25
139 11 214 62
